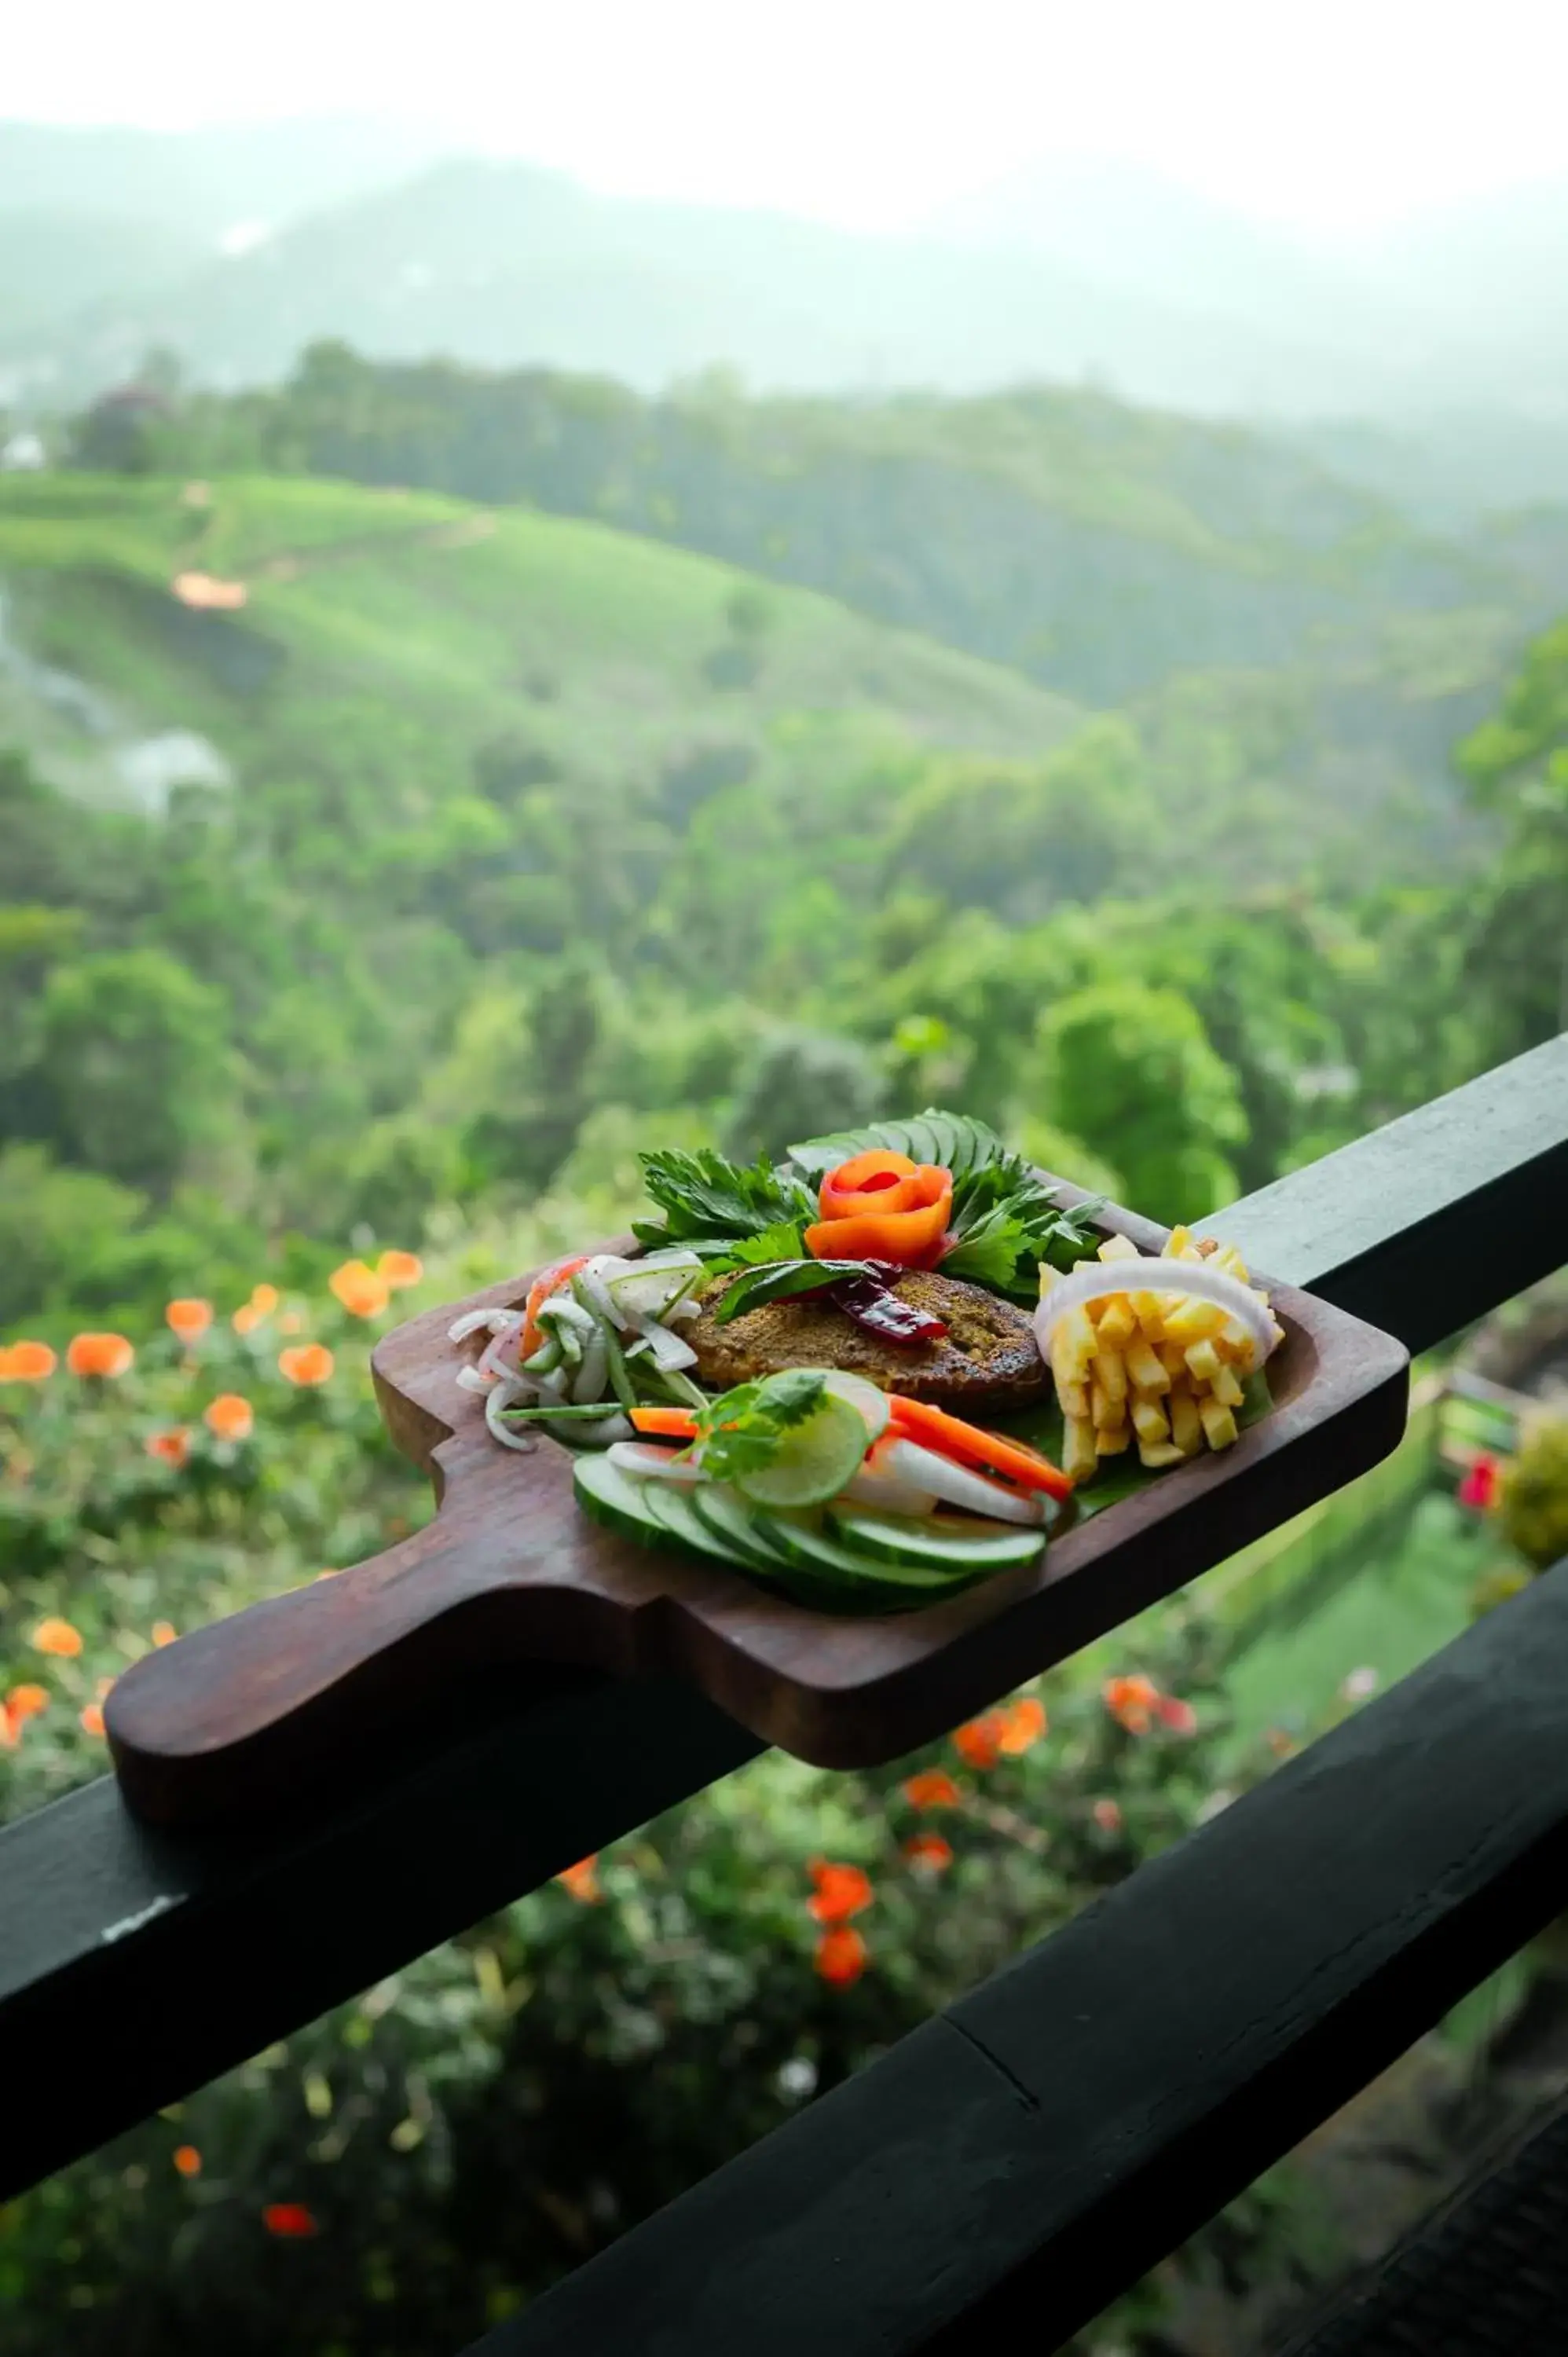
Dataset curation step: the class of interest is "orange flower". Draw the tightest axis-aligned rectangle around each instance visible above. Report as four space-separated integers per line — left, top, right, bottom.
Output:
279 1310 304 1334
79 1702 105 1738
953 1714 1005 1770
1103 1673 1161 1735
66 1332 134 1379
902 1769 961 1809
0 1340 57 1381
279 1343 334 1387
250 1283 280 1314
204 1393 255 1442
555 1856 602 1903
6 1683 49 1724
376 1250 423 1290
328 1259 390 1319
903 1832 954 1871
232 1303 264 1336
145 1427 192 1468
152 1621 178 1647
806 1860 873 1923
815 1926 867 1986
165 1298 213 1343
1156 1694 1198 1737
1092 1797 1123 1835
0 1708 16 1750
996 1696 1047 1755
262 2204 318 2238
32 1617 82 1659
173 2145 202 2177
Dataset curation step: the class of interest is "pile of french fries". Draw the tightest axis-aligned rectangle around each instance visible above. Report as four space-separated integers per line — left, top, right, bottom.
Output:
1042 1228 1285 1486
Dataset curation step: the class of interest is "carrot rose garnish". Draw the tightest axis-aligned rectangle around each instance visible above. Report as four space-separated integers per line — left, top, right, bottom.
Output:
805 1153 953 1269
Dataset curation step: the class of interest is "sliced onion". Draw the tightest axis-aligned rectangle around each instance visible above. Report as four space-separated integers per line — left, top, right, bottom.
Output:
476 1324 526 1383
455 1364 493 1395
607 1440 707 1484
448 1305 523 1344
1035 1255 1277 1366
642 1321 698 1373
537 1295 597 1339
607 1261 702 1320
574 1264 626 1329
564 1411 633 1445
876 1437 1046 1526
571 1328 610 1404
485 1377 537 1453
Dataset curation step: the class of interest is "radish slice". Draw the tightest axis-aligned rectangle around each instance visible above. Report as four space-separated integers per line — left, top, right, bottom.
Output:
820 1370 892 1443
607 1440 707 1483
874 1436 1047 1526
1035 1255 1277 1366
841 1455 938 1517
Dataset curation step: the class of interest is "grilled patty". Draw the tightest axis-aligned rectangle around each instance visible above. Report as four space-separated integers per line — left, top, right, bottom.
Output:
687 1269 1046 1409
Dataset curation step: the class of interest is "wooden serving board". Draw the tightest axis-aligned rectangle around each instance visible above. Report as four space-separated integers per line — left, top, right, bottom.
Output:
106 1193 1409 1824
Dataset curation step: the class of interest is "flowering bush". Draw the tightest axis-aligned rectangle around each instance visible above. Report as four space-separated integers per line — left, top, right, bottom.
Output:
1 1254 1268 2354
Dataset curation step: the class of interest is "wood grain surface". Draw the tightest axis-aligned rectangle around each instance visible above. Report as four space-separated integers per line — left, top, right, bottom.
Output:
105 1193 1409 1824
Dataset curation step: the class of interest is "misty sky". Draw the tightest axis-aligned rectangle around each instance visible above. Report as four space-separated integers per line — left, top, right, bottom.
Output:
7 0 1566 240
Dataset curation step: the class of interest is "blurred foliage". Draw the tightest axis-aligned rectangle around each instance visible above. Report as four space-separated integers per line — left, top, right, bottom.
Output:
0 403 1563 2352
1501 1417 1568 1573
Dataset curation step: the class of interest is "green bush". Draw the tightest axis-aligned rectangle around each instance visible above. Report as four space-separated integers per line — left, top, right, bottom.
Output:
1502 1417 1568 1571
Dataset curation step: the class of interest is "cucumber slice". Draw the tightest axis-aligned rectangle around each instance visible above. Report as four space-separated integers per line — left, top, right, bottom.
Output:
751 1509 980 1591
825 1505 1045 1574
573 1453 729 1568
687 1481 800 1576
732 1393 870 1510
640 1477 779 1574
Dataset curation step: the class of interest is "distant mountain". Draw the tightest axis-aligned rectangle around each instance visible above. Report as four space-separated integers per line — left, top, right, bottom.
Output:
4 134 1566 464
0 212 202 343
0 156 1442 417
0 117 453 240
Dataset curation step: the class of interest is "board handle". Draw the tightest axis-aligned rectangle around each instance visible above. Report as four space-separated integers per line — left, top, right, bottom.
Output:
104 1518 533 1826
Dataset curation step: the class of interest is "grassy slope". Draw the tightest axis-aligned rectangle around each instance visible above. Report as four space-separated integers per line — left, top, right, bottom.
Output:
0 474 1083 807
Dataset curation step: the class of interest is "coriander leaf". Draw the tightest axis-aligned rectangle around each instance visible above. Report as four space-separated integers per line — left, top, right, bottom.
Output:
636 1147 817 1249
694 1369 827 1483
938 1211 1028 1291
704 1222 809 1272
712 1257 881 1324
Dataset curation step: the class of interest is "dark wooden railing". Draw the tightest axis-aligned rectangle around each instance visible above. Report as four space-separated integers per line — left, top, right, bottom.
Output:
2 1032 1565 2349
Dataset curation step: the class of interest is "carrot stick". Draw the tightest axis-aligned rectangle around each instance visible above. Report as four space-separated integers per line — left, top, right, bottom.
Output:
886 1395 1072 1497
628 1406 701 1440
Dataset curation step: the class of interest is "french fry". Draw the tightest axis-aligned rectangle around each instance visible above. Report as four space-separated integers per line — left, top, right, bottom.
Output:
1168 1388 1202 1456
1097 1233 1139 1263
1092 1349 1128 1403
1130 1395 1171 1446
1184 1339 1223 1387
1211 1363 1244 1409
1138 1439 1186 1468
1064 1417 1099 1485
1097 1298 1138 1347
1160 1296 1225 1345
1158 1340 1189 1378
1094 1423 1130 1456
1125 1338 1169 1394
1057 1379 1090 1420
1131 1289 1166 1340
1200 1397 1239 1451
